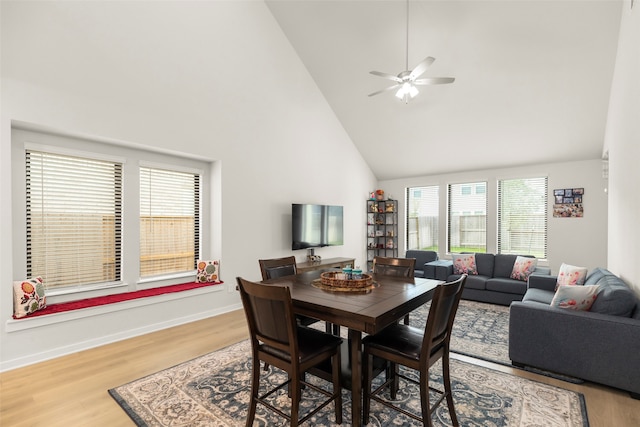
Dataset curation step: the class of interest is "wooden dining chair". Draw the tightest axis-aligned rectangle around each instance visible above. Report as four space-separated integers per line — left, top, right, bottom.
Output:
372 256 416 324
236 277 343 426
362 274 467 426
258 256 321 328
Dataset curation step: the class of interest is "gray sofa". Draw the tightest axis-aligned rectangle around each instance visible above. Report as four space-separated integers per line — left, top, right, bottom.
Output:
405 250 438 278
445 253 550 305
509 268 640 398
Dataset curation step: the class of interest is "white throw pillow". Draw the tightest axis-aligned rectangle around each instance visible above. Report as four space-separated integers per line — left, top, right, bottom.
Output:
556 263 588 289
550 284 599 311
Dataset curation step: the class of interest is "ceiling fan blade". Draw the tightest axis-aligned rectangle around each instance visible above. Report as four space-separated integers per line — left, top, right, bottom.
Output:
413 77 455 85
409 56 435 80
369 71 402 83
368 84 401 97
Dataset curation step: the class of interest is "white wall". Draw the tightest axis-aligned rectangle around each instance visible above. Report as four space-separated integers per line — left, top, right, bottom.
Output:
604 3 640 295
379 160 608 274
0 1 376 370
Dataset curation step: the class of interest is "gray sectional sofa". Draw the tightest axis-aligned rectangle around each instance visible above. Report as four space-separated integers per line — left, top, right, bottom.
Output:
405 250 438 278
509 268 640 398
445 253 550 305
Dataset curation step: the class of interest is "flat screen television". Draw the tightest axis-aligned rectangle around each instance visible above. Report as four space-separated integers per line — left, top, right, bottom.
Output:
292 203 344 250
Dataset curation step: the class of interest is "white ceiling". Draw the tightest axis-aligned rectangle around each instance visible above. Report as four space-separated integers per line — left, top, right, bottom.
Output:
266 0 622 180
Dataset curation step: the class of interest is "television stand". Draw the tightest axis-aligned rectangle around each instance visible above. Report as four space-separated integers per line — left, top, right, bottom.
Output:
297 257 355 273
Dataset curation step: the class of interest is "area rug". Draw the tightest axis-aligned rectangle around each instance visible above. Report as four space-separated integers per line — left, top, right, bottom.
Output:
412 299 511 366
109 340 589 427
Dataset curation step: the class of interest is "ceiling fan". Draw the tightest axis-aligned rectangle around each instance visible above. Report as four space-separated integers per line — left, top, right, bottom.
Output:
368 0 455 103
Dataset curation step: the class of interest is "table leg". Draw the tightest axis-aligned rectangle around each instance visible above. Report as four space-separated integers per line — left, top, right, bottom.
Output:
349 328 363 426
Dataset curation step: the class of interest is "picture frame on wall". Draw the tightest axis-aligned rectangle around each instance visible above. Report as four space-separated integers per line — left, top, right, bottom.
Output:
553 188 585 218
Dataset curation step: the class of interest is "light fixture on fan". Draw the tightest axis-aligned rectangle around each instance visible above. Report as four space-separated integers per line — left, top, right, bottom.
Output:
369 0 454 103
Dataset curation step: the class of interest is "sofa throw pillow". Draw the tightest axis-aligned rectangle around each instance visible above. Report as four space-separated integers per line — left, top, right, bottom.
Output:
196 260 222 284
556 263 588 289
550 284 599 311
451 254 478 275
510 256 538 282
13 276 47 318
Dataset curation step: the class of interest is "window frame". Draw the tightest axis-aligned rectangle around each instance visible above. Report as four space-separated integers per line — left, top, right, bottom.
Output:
497 176 548 259
405 185 439 253
12 127 211 303
138 162 202 281
447 181 488 254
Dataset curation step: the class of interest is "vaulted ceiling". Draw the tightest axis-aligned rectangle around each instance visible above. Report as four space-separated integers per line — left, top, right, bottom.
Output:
266 1 622 180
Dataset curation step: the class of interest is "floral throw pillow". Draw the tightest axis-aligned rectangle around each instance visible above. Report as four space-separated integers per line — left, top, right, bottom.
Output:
13 276 47 318
556 263 588 289
452 254 478 275
196 260 222 284
510 256 538 282
551 284 599 311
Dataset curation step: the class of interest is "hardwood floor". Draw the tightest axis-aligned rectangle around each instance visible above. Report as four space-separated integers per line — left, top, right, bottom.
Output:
1 309 639 426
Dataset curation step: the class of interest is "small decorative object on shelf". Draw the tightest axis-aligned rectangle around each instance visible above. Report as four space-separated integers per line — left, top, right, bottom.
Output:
375 189 385 201
366 198 398 271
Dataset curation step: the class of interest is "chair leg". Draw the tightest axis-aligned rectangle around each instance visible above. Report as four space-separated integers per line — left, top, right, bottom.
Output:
442 353 459 426
246 356 260 427
420 367 434 427
385 362 399 399
332 351 343 424
290 371 301 427
362 352 372 425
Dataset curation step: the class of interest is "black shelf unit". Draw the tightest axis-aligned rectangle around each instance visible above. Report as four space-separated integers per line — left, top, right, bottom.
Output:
366 199 398 272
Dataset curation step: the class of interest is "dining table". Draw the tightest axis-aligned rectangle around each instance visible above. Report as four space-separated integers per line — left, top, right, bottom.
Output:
262 269 442 426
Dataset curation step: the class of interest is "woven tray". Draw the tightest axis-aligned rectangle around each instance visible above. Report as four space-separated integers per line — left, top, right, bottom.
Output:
319 271 373 289
312 279 378 293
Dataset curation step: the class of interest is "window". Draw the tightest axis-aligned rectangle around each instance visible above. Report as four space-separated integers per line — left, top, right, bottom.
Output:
140 166 200 278
26 150 123 289
498 177 548 258
406 186 438 252
15 127 212 300
448 182 487 253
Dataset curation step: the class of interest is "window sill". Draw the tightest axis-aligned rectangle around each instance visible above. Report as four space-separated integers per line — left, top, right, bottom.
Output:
6 281 224 333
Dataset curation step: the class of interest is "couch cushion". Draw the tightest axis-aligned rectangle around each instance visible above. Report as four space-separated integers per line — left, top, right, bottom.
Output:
493 254 519 278
475 253 495 277
486 278 527 295
584 267 609 286
590 273 638 317
451 274 488 290
550 284 599 311
522 288 554 304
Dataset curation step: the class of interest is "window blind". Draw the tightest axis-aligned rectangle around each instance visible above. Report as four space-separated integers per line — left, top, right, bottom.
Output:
448 182 487 253
139 167 200 278
26 150 123 288
498 177 548 258
406 186 439 252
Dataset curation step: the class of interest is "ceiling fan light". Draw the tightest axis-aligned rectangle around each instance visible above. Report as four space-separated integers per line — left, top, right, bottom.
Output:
409 85 419 98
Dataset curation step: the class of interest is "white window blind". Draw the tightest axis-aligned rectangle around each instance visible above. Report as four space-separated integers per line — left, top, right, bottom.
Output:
139 167 200 278
498 177 548 258
406 186 439 252
26 150 123 289
448 182 487 253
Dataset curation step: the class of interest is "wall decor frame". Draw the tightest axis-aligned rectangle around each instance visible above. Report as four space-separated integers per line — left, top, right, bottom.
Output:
553 188 584 218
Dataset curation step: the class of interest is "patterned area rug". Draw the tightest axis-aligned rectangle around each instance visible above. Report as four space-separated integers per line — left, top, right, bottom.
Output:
413 299 511 366
109 340 589 426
